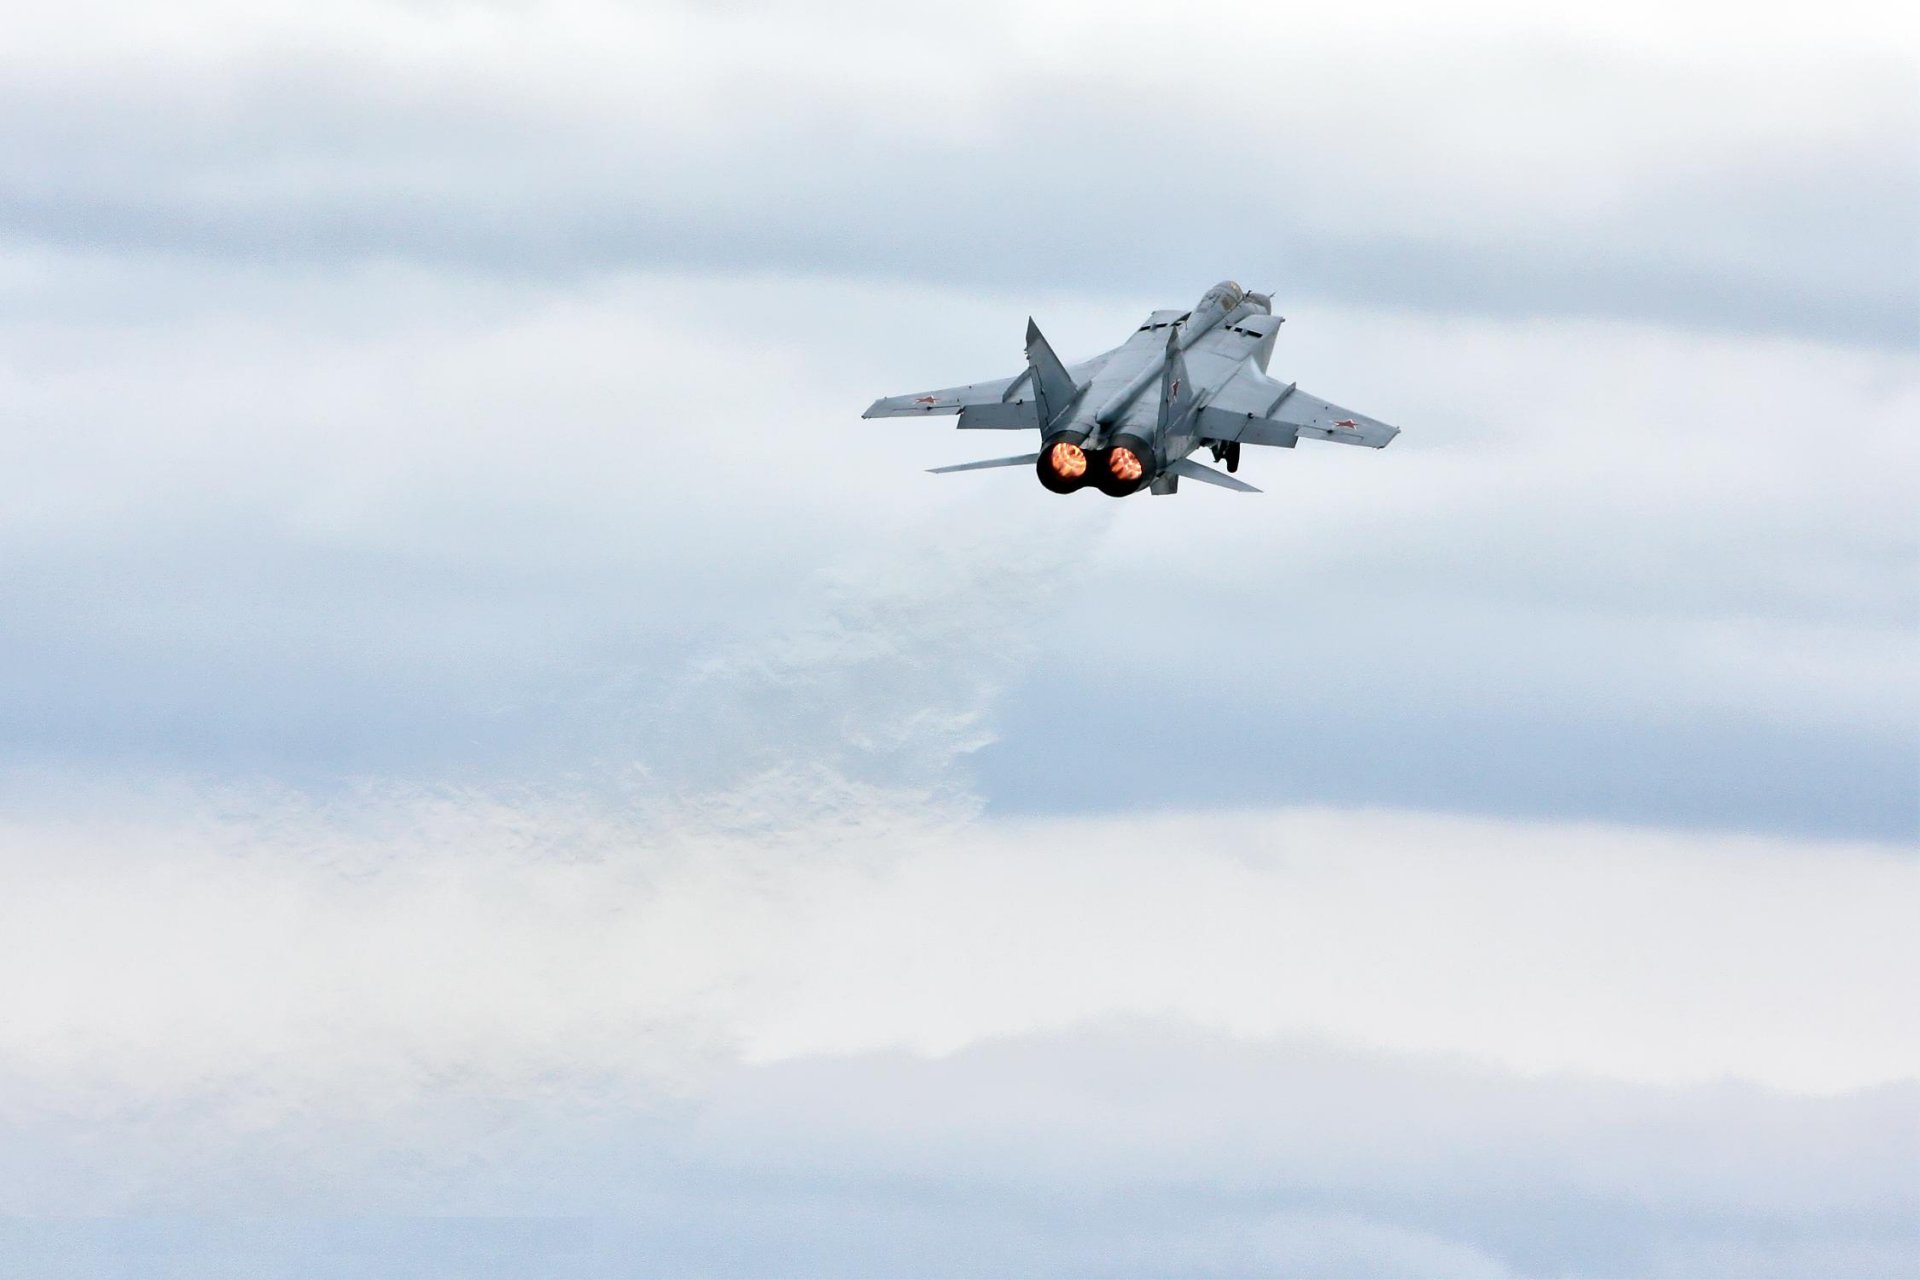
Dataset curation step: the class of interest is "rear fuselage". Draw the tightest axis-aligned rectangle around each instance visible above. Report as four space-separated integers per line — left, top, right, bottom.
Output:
1035 281 1276 496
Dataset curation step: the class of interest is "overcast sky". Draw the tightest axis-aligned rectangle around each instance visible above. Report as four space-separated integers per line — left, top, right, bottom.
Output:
1 1 1916 1275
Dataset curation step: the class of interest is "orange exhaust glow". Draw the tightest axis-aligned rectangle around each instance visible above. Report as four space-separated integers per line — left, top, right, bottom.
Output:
1108 447 1144 483
1048 441 1087 479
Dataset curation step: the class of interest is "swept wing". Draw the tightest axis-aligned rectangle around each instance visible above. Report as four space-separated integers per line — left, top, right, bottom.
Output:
1196 369 1400 450
862 371 1048 431
863 326 1107 432
863 373 1027 419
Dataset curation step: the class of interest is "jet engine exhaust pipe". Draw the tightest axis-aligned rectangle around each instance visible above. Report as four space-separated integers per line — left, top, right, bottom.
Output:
1095 433 1156 496
1036 431 1092 493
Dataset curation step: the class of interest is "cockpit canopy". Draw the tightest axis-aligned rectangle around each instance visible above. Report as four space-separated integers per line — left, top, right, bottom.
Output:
1198 280 1246 314
1193 279 1272 317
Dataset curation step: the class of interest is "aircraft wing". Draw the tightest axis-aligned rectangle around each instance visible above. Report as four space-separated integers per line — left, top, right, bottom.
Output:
1196 370 1400 449
863 372 1027 419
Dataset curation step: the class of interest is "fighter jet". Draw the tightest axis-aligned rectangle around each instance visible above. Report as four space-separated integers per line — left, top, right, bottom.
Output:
862 281 1398 495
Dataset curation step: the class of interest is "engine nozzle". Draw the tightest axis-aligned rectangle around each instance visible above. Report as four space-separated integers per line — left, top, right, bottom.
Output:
1095 434 1156 496
1036 433 1091 493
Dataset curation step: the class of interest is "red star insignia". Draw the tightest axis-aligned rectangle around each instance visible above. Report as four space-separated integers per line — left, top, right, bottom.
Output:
914 396 939 404
1332 418 1358 428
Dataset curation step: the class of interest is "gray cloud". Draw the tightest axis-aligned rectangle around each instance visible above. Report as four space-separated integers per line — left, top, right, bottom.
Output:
980 694 1920 841
2 1027 1913 1276
0 2 1913 345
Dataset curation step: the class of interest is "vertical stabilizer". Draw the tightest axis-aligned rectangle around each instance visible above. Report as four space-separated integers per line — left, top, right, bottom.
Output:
1157 328 1196 433
1025 318 1080 428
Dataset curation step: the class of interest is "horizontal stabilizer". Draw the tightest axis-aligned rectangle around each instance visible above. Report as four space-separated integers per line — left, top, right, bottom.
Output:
928 452 1041 474
1167 457 1261 493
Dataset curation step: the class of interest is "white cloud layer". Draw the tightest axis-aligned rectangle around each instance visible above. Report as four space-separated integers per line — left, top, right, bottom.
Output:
1 788 1913 1272
4 797 1911 1120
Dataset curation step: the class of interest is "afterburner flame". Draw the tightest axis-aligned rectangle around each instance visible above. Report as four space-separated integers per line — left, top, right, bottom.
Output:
1048 441 1087 479
1108 447 1144 483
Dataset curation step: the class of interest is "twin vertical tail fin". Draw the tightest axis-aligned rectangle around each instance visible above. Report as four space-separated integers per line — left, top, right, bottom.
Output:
1025 318 1080 429
1158 328 1196 433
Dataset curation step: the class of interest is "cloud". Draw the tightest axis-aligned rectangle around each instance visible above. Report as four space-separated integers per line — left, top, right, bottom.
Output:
737 809 1920 1093
4 5 1914 1271
3 777 1914 1271
0 0 1913 344
0 264 1910 836
0 462 1909 1270
0 531 1081 1122
2 794 1911 1120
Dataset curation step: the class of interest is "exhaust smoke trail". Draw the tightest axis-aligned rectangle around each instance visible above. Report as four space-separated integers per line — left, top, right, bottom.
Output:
0 507 1113 1145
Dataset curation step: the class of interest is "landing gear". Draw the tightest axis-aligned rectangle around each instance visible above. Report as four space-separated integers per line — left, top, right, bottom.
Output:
1225 441 1241 473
